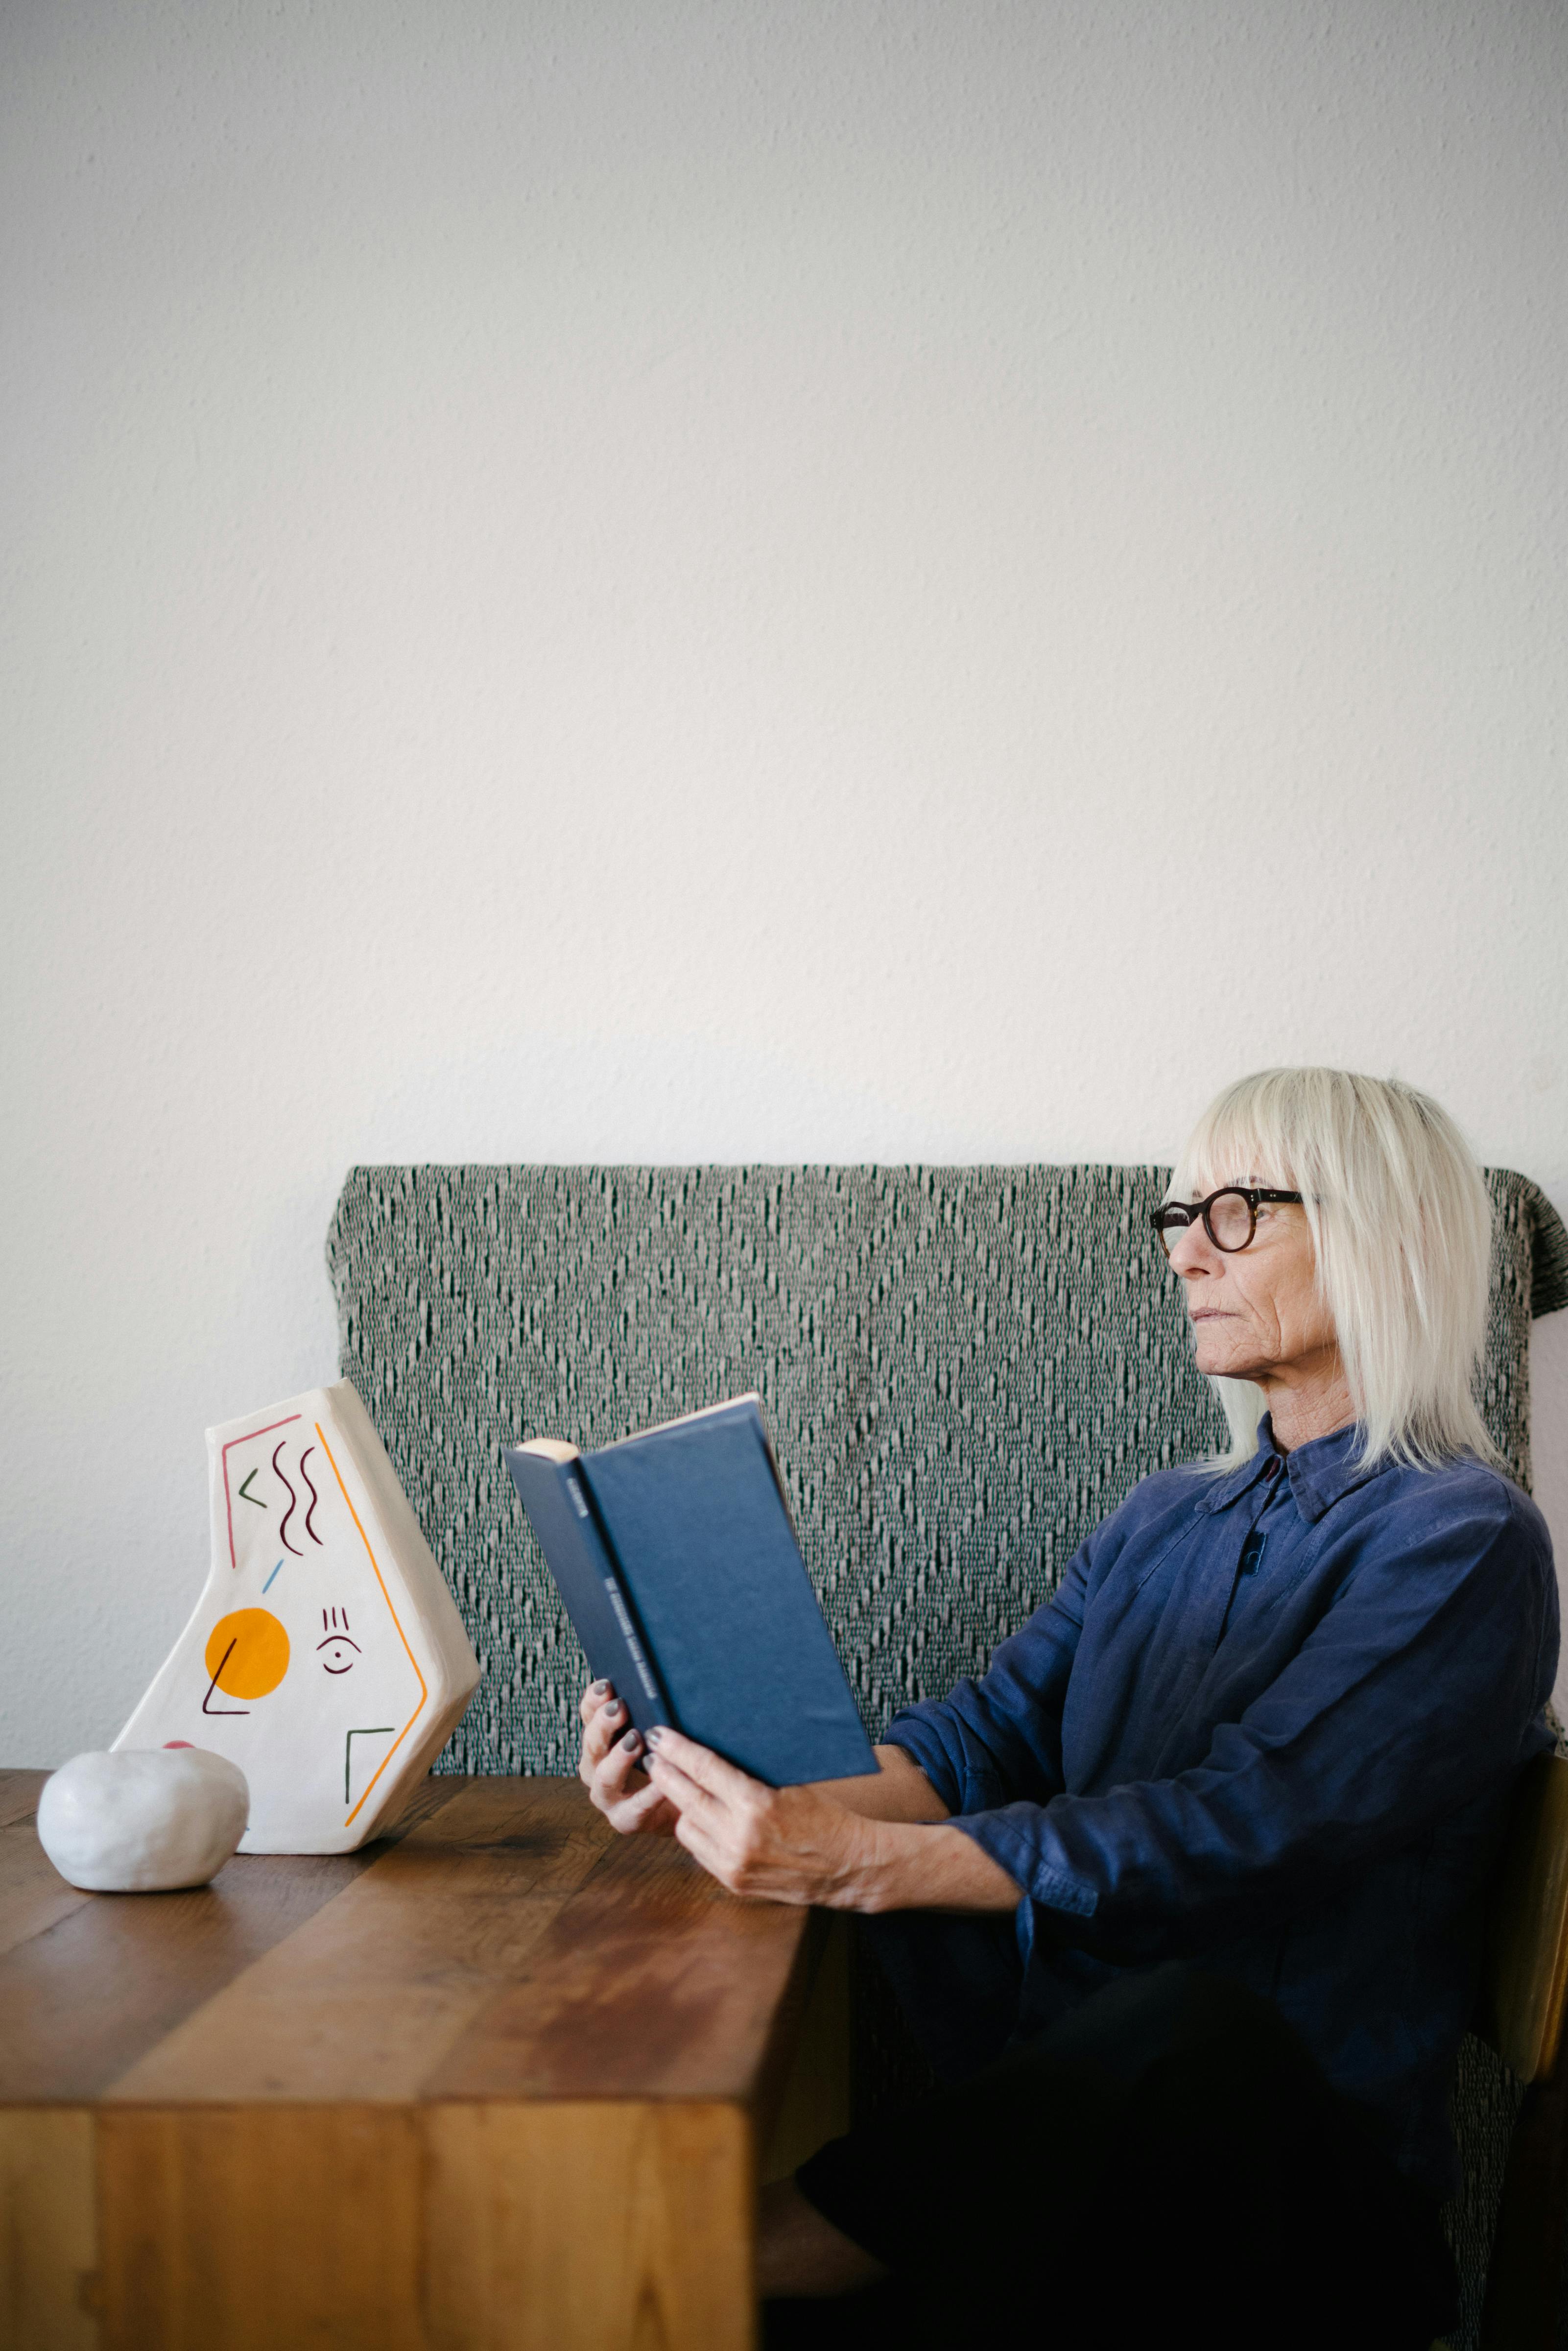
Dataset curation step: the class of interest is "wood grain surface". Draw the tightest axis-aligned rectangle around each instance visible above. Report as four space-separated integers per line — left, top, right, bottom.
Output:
424 2101 754 2351
0 1778 93 1962
0 2107 97 2351
0 1772 470 2103
429 1822 819 2104
108 1777 613 2105
0 1769 826 2350
100 2105 428 2351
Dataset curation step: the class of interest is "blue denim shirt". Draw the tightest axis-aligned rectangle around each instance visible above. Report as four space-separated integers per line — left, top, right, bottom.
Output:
884 1418 1559 2195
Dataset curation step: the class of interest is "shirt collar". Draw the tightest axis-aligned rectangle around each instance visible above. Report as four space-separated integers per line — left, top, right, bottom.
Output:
1198 1415 1378 1524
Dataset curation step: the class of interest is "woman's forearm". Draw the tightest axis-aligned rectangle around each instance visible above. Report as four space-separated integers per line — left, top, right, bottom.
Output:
834 1816 1022 1914
818 1749 1022 1911
641 1726 1020 1914
820 1743 952 1823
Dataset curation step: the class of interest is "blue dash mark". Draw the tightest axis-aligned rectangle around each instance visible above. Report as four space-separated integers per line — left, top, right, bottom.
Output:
261 1559 284 1593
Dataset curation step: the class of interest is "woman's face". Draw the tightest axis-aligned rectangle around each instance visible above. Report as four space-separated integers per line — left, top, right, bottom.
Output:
1165 1192 1341 1391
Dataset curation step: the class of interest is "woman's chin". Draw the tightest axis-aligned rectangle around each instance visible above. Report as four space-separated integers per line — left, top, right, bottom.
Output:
1191 1343 1261 1384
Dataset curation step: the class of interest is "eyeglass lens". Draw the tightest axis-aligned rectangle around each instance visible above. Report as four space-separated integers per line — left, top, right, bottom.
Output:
1157 1190 1256 1255
1206 1191 1254 1249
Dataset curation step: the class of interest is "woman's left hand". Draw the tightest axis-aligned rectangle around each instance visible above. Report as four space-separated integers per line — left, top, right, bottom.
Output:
642 1727 876 1909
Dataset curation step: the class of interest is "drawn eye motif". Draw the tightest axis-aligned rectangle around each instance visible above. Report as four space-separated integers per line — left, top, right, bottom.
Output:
317 1637 362 1675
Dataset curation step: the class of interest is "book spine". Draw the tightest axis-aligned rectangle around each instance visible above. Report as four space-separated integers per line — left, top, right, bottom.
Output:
565 1465 671 1726
505 1446 671 1738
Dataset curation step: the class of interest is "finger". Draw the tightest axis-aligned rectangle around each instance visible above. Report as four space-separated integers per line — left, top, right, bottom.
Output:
645 1750 729 1829
671 1808 741 1887
646 1728 764 1807
578 1679 614 1727
608 1780 679 1835
671 1807 717 1865
582 1695 630 1768
597 1728 650 1800
583 1730 644 1815
579 1701 632 1793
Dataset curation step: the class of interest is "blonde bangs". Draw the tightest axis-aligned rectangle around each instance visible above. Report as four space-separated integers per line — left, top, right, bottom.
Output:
1173 1090 1301 1204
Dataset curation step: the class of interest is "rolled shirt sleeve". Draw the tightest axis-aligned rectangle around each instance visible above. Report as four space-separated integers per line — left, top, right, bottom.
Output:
885 1539 1090 1819
884 1479 1556 1966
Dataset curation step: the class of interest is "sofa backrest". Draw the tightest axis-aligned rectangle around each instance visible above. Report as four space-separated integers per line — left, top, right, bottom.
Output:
327 1163 1568 1779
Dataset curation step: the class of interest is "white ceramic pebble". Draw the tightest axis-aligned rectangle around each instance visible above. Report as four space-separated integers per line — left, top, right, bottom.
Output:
37 1747 250 1892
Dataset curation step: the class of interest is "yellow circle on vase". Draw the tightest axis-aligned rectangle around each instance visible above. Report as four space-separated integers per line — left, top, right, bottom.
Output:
205 1608 290 1699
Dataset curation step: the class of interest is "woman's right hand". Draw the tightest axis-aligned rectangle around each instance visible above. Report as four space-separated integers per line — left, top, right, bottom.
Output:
577 1680 680 1836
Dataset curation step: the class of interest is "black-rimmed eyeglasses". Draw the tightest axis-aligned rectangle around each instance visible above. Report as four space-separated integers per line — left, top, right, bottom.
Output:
1151 1186 1304 1258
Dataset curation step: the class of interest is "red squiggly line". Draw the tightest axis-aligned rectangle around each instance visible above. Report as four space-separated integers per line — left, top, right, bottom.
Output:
221 1413 300 1571
299 1445 322 1545
274 1443 301 1554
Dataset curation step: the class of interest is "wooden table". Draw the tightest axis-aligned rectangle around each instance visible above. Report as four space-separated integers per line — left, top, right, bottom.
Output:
0 1771 849 2350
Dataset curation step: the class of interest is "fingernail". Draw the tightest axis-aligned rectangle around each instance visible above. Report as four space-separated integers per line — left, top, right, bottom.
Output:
622 1732 642 1757
603 1699 622 1719
645 1725 665 1748
590 1679 609 1696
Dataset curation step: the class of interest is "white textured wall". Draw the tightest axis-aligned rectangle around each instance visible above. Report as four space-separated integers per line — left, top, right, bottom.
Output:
4 0 1567 1764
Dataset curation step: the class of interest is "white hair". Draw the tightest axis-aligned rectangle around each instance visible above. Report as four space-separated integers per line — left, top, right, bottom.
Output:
1170 1067 1498 1475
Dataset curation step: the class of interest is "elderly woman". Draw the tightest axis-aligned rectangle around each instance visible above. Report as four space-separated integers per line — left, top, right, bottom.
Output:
577 1069 1557 2351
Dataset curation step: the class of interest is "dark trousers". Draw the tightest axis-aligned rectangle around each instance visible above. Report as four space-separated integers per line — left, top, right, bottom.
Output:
768 1929 1457 2351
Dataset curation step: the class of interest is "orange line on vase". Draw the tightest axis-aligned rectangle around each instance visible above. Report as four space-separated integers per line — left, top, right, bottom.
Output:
313 1420 428 1826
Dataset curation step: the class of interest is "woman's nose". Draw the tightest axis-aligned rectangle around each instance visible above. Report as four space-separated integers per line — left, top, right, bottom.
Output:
1166 1224 1215 1275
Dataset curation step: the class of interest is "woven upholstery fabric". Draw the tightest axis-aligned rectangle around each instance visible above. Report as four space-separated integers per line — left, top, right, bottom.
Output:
326 1163 1567 1777
327 1161 1567 2351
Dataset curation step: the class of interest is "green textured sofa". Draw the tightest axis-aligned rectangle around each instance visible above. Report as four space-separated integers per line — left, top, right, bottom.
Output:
327 1161 1568 2350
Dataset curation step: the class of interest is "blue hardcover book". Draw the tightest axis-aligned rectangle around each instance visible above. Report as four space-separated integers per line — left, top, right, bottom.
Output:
502 1442 673 1736
503 1396 877 1787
